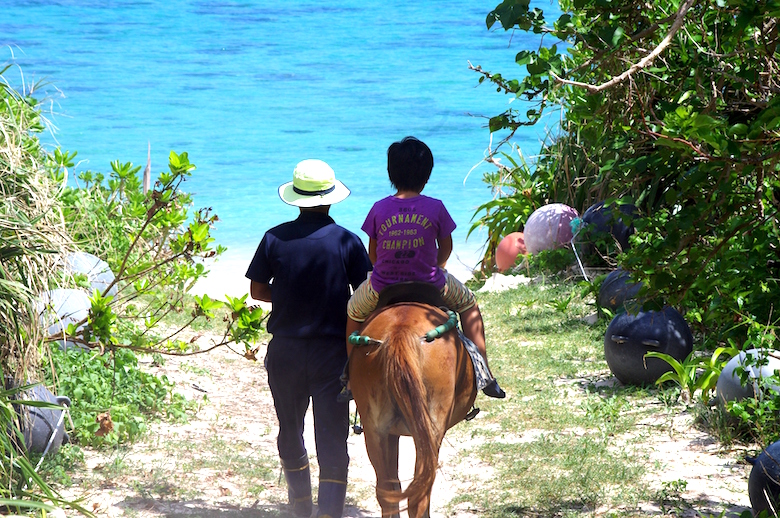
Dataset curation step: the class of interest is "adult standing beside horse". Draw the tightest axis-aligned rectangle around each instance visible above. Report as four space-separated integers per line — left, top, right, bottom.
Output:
246 159 372 518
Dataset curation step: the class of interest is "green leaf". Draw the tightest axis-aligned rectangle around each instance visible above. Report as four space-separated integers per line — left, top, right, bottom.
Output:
611 26 625 46
526 58 548 75
515 50 533 66
191 222 210 242
693 114 718 129
489 115 508 133
677 90 695 104
0 498 55 511
197 294 223 312
728 123 748 137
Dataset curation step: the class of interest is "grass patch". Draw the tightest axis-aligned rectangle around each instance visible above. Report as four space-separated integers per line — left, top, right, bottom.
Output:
466 432 648 514
445 276 729 517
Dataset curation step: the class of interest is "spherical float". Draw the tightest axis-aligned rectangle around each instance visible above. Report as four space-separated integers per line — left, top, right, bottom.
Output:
715 348 780 406
598 268 643 313
16 383 71 454
37 288 91 350
523 203 579 255
580 201 637 251
64 251 117 297
495 232 526 272
604 306 693 386
749 440 780 516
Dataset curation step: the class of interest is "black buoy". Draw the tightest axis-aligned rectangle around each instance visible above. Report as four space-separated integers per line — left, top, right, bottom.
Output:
749 441 780 515
598 268 643 313
580 201 637 251
16 384 71 454
604 307 693 386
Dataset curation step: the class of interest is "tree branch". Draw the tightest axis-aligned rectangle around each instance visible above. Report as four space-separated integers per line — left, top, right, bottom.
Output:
550 0 698 93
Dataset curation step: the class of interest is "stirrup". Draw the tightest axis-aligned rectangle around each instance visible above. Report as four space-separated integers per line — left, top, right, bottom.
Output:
336 386 353 403
351 407 362 434
465 407 480 421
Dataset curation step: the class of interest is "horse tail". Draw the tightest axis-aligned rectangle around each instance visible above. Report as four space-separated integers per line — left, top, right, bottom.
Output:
377 326 439 506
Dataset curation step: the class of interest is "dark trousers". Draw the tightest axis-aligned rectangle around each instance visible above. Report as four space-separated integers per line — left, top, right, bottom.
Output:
266 336 349 473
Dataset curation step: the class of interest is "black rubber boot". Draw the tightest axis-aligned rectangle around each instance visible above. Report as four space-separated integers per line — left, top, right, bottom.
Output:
281 453 313 517
482 379 506 399
317 465 348 518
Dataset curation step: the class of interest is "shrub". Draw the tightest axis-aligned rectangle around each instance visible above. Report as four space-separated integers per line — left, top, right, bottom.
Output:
472 0 780 347
0 63 86 516
43 347 195 447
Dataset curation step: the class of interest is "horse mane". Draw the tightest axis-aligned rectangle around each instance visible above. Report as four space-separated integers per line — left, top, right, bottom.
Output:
376 325 439 506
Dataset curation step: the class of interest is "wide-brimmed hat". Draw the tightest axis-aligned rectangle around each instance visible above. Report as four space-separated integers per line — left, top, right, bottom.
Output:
278 159 350 207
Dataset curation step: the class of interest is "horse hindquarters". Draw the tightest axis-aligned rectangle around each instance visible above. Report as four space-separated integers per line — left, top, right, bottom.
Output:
351 304 457 518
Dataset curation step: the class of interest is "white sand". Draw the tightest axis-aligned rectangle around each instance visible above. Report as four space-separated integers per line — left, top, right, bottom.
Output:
190 248 479 304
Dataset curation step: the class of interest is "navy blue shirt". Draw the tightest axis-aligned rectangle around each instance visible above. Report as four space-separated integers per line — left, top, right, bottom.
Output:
246 211 372 340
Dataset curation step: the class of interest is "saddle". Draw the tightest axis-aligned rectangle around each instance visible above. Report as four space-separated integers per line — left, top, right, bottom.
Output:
375 281 445 311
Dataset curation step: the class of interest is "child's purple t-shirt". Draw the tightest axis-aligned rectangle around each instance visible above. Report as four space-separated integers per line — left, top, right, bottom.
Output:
362 195 456 293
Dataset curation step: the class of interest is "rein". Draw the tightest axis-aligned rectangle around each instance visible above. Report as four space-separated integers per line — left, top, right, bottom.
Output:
348 310 458 347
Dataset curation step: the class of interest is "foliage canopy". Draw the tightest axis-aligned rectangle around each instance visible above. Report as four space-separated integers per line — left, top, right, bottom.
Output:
472 0 780 344
0 61 267 511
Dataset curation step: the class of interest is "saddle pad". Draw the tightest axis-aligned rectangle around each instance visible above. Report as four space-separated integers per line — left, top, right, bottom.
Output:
375 282 445 310
458 330 491 391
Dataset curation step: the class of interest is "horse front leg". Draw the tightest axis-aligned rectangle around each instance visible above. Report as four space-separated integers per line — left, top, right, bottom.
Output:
364 431 401 518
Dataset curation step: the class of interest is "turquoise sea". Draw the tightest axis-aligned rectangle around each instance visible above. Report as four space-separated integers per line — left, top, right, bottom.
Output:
2 1 558 297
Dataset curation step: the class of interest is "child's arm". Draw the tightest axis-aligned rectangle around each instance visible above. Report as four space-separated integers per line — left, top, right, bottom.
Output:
437 235 453 268
368 237 378 264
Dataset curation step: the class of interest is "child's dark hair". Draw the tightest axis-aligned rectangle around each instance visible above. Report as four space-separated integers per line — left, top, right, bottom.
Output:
387 136 433 192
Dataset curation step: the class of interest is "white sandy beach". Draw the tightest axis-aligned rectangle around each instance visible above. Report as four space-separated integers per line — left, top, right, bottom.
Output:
190 248 480 304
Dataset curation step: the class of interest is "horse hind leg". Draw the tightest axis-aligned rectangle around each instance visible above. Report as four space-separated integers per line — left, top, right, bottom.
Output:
407 488 432 518
364 431 401 518
406 434 443 518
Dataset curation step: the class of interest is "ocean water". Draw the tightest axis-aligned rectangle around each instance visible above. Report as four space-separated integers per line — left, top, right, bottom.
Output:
2 0 558 297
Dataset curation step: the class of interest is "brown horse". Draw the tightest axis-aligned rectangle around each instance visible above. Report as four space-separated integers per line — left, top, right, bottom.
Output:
349 301 477 518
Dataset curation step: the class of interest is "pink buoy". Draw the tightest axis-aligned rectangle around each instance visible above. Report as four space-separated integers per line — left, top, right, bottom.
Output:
523 203 579 254
495 232 526 272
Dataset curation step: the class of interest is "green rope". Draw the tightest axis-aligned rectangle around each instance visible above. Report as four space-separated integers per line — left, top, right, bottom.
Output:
348 310 458 347
424 310 458 342
348 331 382 347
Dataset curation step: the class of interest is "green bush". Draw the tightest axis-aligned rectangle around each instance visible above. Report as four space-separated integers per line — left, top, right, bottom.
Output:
0 66 266 510
43 347 194 447
48 150 266 355
0 65 82 512
472 0 780 348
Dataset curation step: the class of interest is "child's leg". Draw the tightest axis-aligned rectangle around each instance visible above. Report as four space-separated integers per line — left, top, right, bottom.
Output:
340 279 380 402
346 278 378 355
441 274 491 365
459 304 491 372
441 272 505 398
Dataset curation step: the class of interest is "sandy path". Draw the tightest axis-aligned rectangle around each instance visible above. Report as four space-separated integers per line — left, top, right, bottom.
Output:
61 332 752 518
